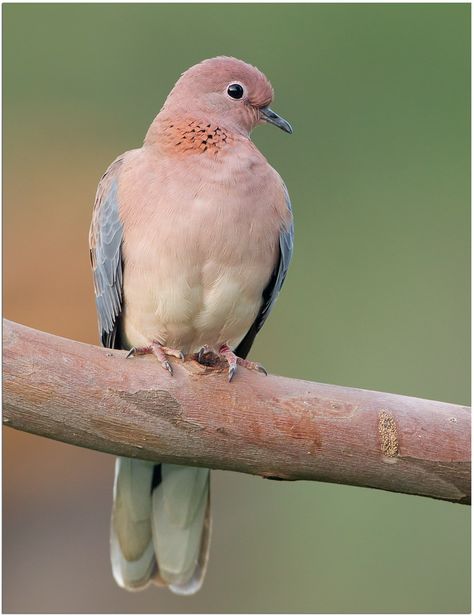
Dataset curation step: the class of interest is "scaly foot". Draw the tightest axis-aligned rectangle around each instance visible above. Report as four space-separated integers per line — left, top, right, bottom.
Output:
218 344 267 382
126 341 184 375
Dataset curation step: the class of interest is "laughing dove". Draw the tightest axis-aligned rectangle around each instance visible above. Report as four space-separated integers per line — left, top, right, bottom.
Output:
89 56 293 595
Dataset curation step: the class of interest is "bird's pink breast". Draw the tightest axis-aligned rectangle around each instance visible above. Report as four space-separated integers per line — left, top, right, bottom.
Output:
117 141 290 355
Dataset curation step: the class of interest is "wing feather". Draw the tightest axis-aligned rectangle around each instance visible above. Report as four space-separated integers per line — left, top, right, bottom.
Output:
89 155 125 348
235 184 294 359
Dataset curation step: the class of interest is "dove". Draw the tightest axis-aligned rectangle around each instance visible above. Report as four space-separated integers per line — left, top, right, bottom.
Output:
89 56 293 595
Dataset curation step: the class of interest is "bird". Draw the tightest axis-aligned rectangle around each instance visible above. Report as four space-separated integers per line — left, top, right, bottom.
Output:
89 56 293 595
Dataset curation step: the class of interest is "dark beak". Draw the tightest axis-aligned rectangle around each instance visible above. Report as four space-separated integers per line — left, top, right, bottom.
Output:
260 106 293 134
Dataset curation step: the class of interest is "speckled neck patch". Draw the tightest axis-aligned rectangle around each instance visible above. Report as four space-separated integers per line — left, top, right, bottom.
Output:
162 120 232 155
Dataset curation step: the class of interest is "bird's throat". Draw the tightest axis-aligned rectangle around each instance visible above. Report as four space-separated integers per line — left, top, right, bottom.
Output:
148 117 234 156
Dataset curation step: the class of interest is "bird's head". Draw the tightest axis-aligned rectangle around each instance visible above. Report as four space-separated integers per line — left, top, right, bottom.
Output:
160 56 292 137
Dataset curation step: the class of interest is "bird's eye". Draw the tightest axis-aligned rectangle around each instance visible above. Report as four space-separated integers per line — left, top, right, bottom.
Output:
227 83 244 99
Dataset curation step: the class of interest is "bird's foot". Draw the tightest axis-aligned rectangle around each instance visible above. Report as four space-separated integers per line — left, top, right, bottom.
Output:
218 344 268 382
126 341 184 375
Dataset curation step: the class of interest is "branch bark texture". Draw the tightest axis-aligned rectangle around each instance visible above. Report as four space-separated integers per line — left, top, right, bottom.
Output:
3 319 470 504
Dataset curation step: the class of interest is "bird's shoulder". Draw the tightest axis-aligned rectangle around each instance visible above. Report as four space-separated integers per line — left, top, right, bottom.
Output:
253 153 293 231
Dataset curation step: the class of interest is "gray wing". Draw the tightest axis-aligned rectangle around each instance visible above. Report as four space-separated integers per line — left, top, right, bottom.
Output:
89 156 125 349
235 185 294 359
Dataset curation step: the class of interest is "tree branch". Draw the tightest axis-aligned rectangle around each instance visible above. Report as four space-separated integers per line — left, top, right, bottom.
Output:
3 319 470 504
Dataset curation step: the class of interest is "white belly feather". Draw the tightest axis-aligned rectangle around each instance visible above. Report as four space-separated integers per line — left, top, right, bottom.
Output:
121 204 278 355
121 255 267 354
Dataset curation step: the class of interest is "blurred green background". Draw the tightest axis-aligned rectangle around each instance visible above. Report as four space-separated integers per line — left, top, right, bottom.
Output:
3 3 470 613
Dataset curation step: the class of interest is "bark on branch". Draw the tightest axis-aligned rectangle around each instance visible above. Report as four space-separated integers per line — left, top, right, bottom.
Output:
3 319 470 504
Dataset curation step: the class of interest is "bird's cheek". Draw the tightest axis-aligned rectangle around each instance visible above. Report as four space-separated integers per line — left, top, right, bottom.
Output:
245 104 261 130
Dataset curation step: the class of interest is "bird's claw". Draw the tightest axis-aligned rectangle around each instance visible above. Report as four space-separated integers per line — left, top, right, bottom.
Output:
228 364 237 382
163 360 173 375
162 346 184 361
236 357 268 376
219 344 267 381
125 346 151 358
196 345 219 366
255 363 268 376
197 346 207 363
125 342 183 375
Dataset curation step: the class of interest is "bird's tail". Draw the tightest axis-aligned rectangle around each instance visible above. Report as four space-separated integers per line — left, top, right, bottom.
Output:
110 457 211 595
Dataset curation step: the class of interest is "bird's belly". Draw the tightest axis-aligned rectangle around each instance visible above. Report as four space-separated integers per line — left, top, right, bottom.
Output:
121 259 269 355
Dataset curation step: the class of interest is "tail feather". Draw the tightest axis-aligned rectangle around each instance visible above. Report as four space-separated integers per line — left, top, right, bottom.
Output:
110 459 211 594
110 530 155 591
110 458 156 590
151 465 210 588
168 489 211 595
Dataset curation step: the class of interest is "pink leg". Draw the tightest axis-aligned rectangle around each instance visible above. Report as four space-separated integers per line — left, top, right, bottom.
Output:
126 341 184 375
218 344 267 382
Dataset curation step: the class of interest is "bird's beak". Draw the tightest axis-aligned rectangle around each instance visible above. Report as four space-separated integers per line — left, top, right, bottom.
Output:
260 106 293 134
